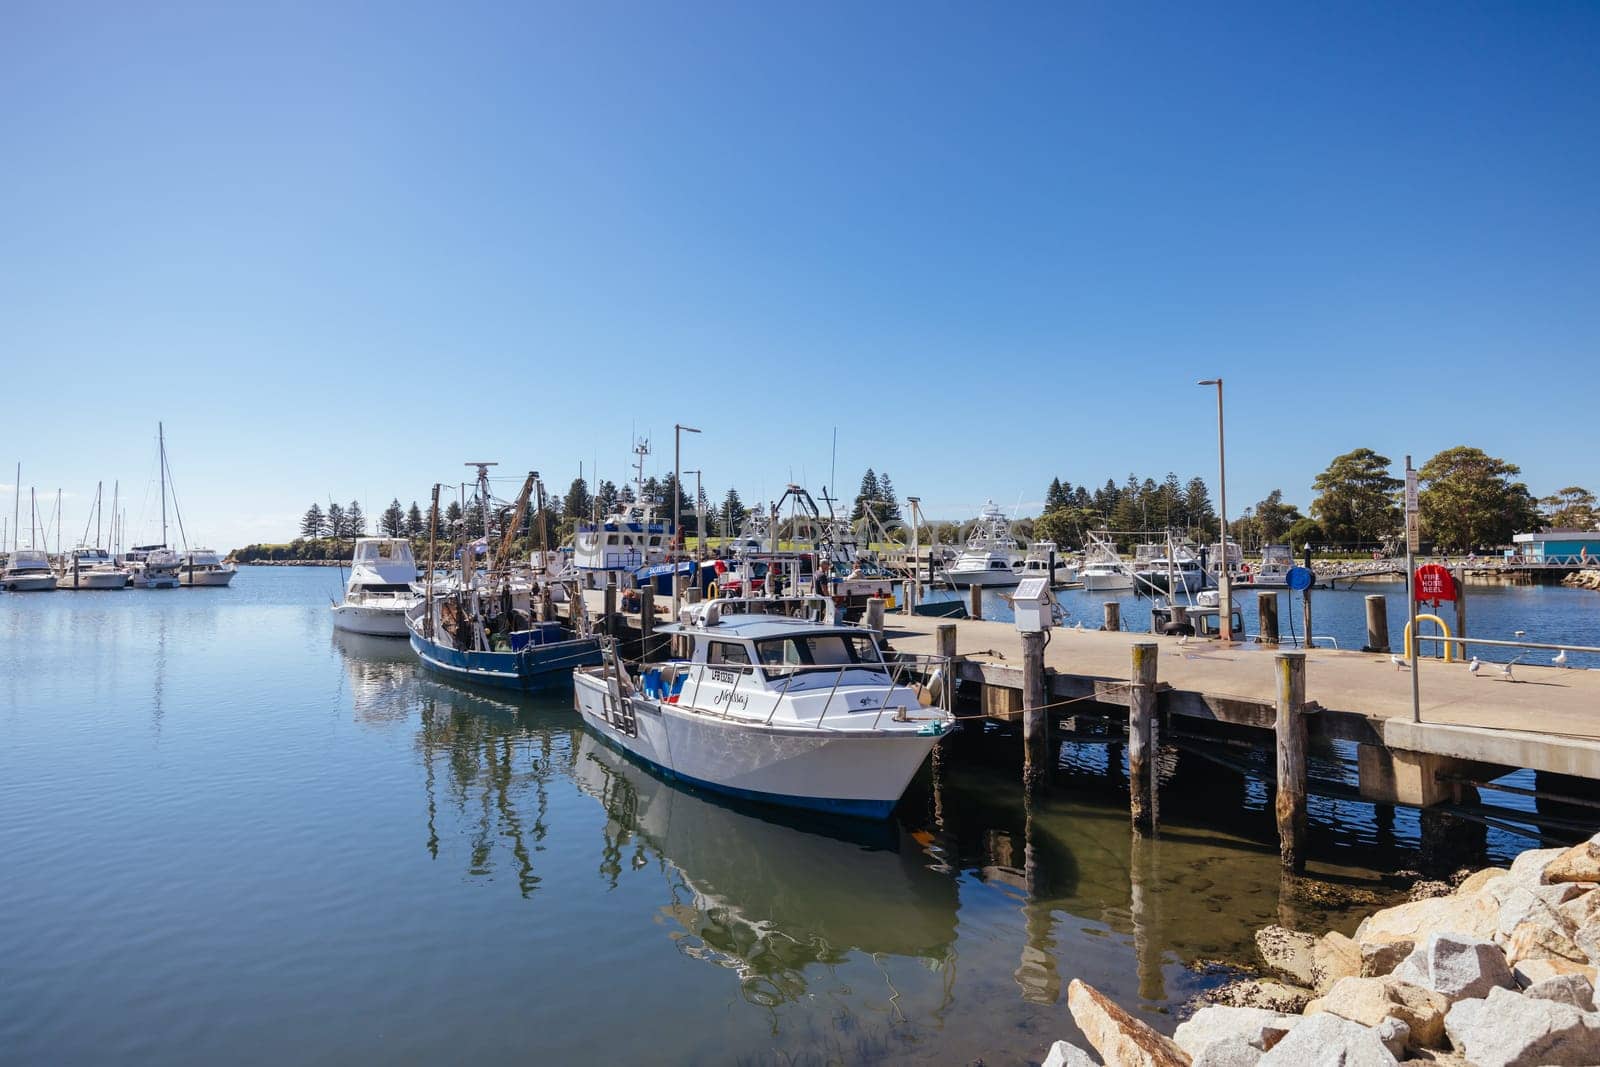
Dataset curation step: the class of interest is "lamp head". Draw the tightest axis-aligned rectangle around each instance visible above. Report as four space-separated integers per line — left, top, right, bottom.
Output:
1197 378 1220 386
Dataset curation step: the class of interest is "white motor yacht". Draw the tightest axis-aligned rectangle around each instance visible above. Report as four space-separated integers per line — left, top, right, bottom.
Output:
946 501 1023 586
124 546 181 588
573 596 952 818
332 538 420 637
1244 543 1295 588
176 548 236 587
56 547 129 590
2 549 58 591
1079 531 1133 591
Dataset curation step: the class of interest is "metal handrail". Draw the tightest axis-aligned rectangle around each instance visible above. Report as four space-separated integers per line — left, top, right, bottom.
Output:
1412 634 1600 656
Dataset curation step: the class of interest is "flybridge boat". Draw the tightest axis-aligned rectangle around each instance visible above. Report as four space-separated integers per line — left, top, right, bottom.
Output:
571 438 675 585
946 501 1024 587
1080 530 1133 591
57 547 129 590
332 538 420 636
1241 543 1294 588
2 549 58 591
123 545 181 588
177 548 236 587
572 595 953 819
1132 541 1205 596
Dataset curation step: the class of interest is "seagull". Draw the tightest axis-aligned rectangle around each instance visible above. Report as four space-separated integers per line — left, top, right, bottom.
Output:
1501 662 1515 681
1468 656 1481 675
1391 654 1409 671
1553 649 1569 668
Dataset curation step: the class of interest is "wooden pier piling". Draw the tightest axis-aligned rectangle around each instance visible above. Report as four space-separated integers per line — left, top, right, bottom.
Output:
1102 601 1120 631
1274 651 1308 873
639 585 656 661
865 597 886 638
969 583 983 621
1453 568 1467 644
603 573 618 639
1129 642 1158 831
1301 587 1313 648
1258 591 1279 645
1365 594 1390 653
1021 630 1048 792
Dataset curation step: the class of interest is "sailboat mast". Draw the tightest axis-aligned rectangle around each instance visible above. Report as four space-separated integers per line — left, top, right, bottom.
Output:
97 481 103 550
159 422 168 547
12 462 18 554
30 487 37 549
55 489 62 558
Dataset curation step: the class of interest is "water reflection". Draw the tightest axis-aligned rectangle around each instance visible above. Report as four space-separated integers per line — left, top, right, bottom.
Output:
572 734 960 1008
412 687 575 896
330 630 416 724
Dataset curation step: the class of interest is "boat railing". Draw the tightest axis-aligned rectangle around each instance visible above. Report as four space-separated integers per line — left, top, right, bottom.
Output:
667 653 955 732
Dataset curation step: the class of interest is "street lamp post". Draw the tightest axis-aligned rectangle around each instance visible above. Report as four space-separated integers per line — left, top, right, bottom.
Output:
1198 379 1232 641
673 424 701 617
682 469 703 559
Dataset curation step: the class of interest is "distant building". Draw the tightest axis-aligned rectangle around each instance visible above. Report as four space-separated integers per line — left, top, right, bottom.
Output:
1509 530 1600 564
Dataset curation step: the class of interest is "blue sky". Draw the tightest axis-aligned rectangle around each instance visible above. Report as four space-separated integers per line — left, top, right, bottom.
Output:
3 1 1597 549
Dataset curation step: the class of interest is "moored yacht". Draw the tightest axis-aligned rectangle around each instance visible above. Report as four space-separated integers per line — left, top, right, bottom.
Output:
331 538 420 636
1242 543 1294 588
2 549 58 591
56 547 129 590
177 548 237 587
1080 530 1133 591
123 545 181 588
946 501 1023 586
573 595 953 819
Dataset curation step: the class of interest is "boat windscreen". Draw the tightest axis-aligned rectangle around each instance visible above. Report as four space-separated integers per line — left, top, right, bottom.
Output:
754 633 883 680
355 583 414 593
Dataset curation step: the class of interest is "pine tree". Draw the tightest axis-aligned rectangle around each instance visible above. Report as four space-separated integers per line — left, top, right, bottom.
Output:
405 502 424 537
563 476 592 521
874 473 902 523
594 480 619 517
380 499 405 537
721 488 748 535
1184 477 1216 535
347 500 366 536
300 503 325 539
851 469 881 522
444 500 463 531
325 502 346 539
1045 478 1070 512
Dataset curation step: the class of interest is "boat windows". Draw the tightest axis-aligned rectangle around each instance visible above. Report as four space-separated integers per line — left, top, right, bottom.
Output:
753 633 883 681
355 583 414 594
706 641 752 666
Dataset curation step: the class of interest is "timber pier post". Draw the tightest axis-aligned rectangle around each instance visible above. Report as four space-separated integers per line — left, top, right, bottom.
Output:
1258 591 1279 644
1021 630 1048 793
1128 642 1158 832
1275 651 1308 873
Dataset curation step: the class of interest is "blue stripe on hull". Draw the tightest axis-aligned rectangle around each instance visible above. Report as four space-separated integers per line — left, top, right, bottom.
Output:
586 723 898 820
409 633 602 692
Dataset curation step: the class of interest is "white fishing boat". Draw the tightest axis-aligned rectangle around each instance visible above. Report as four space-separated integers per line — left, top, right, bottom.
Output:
331 538 421 636
1242 543 1294 588
56 547 129 590
2 549 58 591
177 548 236 587
573 596 952 819
946 501 1023 586
1133 539 1206 596
1018 540 1076 583
1079 530 1133 591
571 440 675 584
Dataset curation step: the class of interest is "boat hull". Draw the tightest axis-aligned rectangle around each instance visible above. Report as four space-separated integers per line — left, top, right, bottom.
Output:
409 628 602 691
573 672 938 819
2 574 58 591
332 603 412 637
1081 570 1133 591
130 574 179 589
56 571 128 590
178 569 236 587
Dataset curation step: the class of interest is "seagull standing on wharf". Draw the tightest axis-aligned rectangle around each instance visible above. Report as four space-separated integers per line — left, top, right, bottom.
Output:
1501 662 1515 681
1468 657 1481 675
1553 649 1569 668
1391 654 1408 671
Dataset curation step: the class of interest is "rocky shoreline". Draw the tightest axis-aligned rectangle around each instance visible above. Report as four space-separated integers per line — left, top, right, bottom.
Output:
1050 835 1600 1066
1563 569 1600 592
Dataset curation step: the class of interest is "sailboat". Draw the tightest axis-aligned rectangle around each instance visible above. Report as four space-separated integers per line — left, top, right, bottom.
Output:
56 482 130 590
2 489 58 591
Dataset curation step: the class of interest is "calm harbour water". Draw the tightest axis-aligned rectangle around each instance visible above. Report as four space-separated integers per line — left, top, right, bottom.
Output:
1 568 1590 1065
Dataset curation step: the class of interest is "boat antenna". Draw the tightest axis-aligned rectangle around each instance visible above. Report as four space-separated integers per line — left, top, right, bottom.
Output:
829 426 837 511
